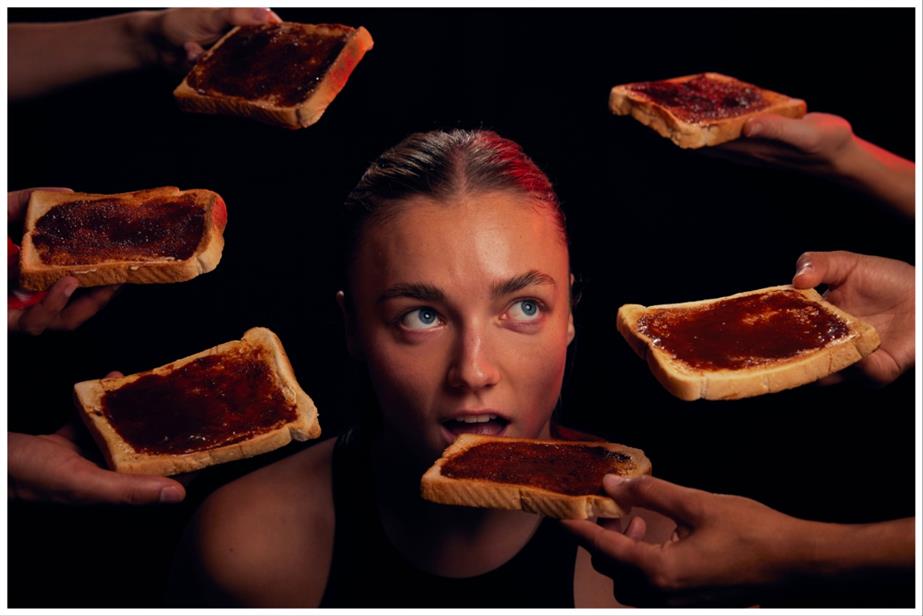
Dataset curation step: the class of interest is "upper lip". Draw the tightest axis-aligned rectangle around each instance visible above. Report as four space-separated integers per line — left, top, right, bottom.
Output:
443 409 511 423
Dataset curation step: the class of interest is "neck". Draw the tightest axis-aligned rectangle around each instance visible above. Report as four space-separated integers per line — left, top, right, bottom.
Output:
370 430 543 578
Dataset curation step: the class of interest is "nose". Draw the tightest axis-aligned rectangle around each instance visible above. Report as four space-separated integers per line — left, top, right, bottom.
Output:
446 324 501 392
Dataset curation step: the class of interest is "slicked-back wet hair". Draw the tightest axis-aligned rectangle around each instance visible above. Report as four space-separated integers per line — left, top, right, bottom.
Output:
342 129 568 288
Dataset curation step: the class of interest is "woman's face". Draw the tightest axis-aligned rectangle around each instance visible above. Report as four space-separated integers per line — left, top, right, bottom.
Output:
345 190 574 462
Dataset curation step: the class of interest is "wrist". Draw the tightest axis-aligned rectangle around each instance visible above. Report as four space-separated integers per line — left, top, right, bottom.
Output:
789 519 852 579
123 10 164 69
761 516 829 583
828 134 865 180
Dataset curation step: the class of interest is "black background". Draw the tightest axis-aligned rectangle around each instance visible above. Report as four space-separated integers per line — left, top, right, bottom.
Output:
7 7 916 608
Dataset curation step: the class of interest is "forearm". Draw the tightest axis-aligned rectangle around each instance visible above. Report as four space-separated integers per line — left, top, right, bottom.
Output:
9 11 160 101
800 517 915 577
835 137 916 218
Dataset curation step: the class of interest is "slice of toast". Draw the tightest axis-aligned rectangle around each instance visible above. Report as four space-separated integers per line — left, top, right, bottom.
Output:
421 434 651 520
609 72 807 148
74 327 321 475
174 22 373 129
617 285 880 401
19 186 226 291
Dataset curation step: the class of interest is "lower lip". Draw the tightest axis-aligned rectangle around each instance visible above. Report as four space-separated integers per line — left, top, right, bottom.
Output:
440 419 509 445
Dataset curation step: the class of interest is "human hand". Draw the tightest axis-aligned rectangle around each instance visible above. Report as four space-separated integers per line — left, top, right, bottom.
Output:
793 250 915 385
562 475 809 607
8 373 186 505
8 188 120 335
715 112 856 175
140 7 282 69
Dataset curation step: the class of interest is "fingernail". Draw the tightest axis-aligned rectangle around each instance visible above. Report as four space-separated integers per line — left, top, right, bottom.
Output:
745 122 762 137
603 474 629 490
63 280 78 298
252 7 273 20
159 486 184 503
795 261 814 278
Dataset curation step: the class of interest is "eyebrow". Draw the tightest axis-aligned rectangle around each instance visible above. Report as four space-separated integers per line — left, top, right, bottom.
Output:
378 270 556 304
491 270 556 299
379 283 445 304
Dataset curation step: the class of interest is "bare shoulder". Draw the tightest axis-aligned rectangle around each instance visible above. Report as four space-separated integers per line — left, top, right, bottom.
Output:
169 438 337 607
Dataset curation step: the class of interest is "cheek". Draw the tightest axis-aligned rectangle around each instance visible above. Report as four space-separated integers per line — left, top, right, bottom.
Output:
363 336 443 425
508 329 570 429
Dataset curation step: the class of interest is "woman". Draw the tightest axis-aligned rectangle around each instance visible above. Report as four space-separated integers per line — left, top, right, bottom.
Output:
169 129 674 607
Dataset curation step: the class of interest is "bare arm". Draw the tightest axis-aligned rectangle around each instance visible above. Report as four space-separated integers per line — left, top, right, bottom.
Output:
718 113 915 218
564 475 914 607
805 517 914 577
9 8 280 101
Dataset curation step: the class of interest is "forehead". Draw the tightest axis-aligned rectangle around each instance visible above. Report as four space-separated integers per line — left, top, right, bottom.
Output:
353 191 569 293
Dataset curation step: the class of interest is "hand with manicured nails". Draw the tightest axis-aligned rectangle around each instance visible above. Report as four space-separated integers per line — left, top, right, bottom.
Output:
792 250 915 385
563 474 914 607
8 188 122 335
715 113 915 217
8 372 187 505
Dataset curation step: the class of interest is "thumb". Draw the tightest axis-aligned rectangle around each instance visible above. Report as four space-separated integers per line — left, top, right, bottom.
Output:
792 250 858 290
743 114 815 151
603 475 706 526
207 7 281 32
70 467 186 505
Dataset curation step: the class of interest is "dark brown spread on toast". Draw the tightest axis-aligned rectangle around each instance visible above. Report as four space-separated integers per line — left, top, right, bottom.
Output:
629 74 769 122
187 23 351 106
101 346 297 455
637 289 851 371
32 194 205 265
441 441 636 496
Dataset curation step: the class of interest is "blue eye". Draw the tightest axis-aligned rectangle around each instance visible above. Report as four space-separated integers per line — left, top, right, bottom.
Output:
509 300 542 321
400 308 442 330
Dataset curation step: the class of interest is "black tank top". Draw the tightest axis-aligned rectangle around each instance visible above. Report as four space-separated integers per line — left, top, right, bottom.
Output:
318 429 578 608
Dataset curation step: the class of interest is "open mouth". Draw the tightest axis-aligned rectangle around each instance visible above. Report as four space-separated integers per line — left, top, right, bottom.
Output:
441 414 510 439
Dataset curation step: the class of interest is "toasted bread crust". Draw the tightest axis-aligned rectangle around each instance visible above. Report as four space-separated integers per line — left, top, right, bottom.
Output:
18 187 226 291
174 24 373 129
73 327 320 475
617 285 881 401
421 435 651 520
609 72 807 148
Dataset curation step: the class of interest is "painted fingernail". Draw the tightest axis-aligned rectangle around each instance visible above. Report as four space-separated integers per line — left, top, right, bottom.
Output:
159 486 184 503
745 122 762 137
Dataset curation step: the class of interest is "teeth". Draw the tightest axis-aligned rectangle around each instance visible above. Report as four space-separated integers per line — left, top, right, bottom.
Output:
457 414 496 424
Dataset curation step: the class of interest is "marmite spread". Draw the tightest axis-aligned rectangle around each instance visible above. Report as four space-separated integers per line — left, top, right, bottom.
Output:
32 194 205 265
442 441 636 496
638 289 851 371
101 346 297 455
630 74 769 122
187 23 351 106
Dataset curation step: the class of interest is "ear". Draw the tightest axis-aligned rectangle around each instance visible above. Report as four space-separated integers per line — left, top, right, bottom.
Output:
567 273 576 345
336 290 361 360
